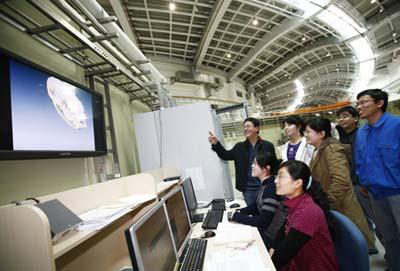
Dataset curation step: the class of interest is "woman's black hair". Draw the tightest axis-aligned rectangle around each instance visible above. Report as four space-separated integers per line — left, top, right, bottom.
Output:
255 151 278 175
283 115 305 136
255 152 272 172
278 160 332 224
306 117 332 139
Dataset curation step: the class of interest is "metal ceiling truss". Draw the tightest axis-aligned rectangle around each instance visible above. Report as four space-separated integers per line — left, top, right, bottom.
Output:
0 0 161 108
86 0 399 111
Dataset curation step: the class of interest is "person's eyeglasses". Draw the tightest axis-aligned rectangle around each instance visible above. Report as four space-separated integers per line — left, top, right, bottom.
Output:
356 99 374 107
275 175 291 180
337 114 352 120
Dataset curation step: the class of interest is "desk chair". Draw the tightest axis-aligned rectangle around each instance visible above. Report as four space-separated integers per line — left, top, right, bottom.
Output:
330 210 370 271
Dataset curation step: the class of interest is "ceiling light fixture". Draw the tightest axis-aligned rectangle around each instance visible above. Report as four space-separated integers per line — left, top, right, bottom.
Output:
326 53 331 57
370 0 376 3
226 53 232 58
302 36 307 41
169 2 176 11
252 18 259 26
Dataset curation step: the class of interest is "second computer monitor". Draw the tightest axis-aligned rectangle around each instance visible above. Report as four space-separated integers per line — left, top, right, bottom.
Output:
181 177 198 218
163 187 192 255
125 201 177 271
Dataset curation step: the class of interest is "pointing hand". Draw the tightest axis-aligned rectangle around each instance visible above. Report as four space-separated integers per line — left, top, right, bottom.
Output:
208 131 219 145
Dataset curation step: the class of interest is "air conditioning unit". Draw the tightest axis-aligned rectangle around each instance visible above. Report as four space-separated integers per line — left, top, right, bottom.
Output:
208 76 223 90
174 71 199 84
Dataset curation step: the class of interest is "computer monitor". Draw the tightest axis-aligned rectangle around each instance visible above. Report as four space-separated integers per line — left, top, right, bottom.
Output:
163 187 192 256
125 201 178 271
181 177 198 220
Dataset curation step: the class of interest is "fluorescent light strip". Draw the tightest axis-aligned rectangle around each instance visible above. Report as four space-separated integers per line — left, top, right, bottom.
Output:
273 2 375 111
317 5 366 40
349 37 374 62
316 5 374 96
287 79 305 111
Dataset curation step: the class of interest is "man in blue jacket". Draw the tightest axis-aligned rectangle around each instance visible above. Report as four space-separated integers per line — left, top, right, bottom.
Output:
355 89 400 271
208 117 277 206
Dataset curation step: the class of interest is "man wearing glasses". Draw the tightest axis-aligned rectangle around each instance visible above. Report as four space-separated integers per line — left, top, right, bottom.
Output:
355 89 400 271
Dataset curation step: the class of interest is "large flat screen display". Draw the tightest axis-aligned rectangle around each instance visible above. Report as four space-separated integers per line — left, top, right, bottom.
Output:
0 50 107 159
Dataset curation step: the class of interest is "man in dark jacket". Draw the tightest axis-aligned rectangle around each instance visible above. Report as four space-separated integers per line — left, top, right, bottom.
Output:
336 106 379 255
208 117 277 206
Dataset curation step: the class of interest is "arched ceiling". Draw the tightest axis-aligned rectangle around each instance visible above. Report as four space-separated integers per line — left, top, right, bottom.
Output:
96 0 400 111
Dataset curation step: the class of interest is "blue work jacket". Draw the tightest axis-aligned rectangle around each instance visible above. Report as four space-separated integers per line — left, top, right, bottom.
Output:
355 112 400 199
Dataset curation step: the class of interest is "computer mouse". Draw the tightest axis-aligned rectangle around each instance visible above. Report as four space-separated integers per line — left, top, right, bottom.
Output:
202 230 216 238
229 203 240 208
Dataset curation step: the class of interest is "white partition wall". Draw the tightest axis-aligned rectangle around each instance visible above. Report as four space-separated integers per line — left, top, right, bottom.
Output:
134 102 233 202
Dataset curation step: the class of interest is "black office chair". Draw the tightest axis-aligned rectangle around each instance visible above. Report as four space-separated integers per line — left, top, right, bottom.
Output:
329 210 370 271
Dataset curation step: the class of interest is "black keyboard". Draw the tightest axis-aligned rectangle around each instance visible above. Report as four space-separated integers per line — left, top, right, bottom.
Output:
191 213 205 223
179 238 207 271
211 199 226 210
202 209 224 229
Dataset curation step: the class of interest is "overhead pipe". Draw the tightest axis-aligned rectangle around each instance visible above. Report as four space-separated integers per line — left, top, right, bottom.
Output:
76 0 167 85
48 0 148 93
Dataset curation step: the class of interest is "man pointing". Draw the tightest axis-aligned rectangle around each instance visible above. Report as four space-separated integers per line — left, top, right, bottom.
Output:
209 117 277 206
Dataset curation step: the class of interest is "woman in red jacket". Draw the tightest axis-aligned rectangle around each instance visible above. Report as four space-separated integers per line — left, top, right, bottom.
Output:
270 160 339 271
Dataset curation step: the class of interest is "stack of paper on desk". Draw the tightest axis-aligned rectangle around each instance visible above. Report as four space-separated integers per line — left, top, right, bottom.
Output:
213 223 255 245
78 193 156 231
204 245 270 271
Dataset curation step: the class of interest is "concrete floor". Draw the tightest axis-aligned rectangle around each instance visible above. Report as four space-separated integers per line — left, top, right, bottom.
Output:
370 237 386 271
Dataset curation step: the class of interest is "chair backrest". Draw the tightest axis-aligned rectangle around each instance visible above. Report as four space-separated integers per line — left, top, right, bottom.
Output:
329 210 370 271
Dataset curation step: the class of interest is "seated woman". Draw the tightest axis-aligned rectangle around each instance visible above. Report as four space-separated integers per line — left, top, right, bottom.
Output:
305 117 375 251
228 152 282 247
281 115 314 165
270 160 339 271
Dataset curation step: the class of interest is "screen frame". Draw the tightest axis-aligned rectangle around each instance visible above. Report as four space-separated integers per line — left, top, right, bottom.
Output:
0 48 107 160
181 177 198 219
124 200 178 271
162 186 193 257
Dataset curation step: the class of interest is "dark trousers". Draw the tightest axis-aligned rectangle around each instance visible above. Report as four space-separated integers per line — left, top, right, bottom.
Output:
243 189 258 206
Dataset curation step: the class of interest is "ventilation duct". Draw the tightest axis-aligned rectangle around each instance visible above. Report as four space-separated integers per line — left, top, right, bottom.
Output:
75 0 167 85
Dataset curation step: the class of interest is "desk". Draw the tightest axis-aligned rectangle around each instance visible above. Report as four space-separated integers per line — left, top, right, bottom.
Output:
190 206 276 271
0 170 180 271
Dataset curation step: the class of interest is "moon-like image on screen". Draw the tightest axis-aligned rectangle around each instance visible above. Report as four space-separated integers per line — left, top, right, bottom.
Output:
47 77 88 129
